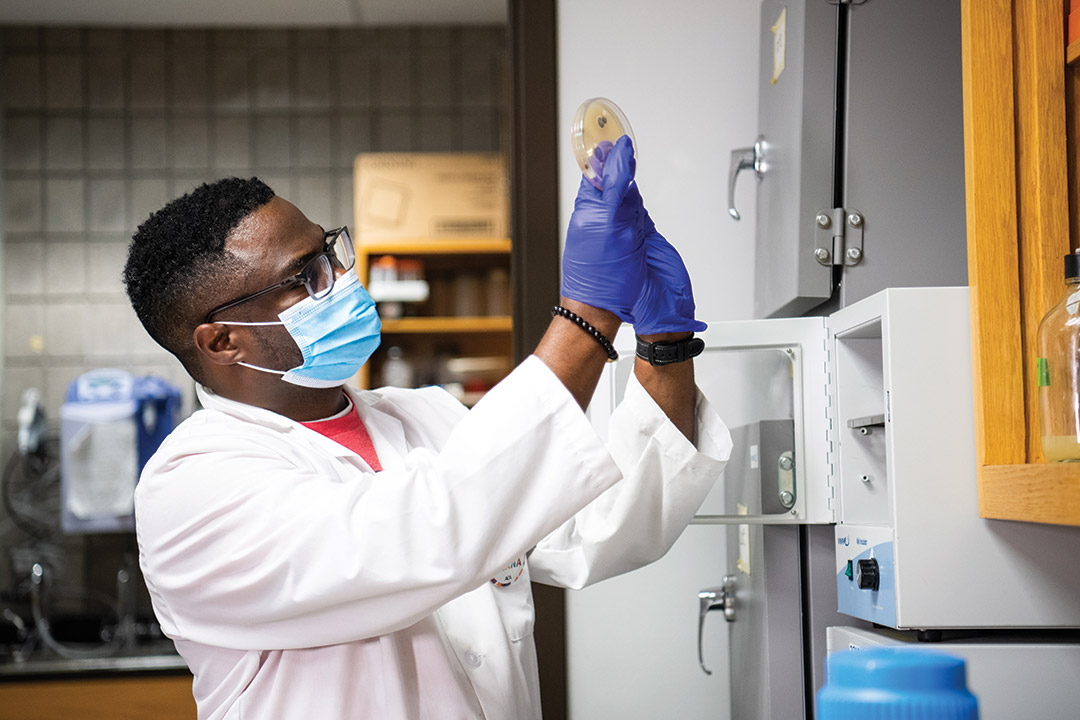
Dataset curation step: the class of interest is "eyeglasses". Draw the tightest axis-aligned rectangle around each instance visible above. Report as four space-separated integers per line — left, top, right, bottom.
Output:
205 226 355 323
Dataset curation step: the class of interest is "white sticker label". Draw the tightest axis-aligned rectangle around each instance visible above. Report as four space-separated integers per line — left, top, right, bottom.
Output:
737 503 751 575
772 7 787 84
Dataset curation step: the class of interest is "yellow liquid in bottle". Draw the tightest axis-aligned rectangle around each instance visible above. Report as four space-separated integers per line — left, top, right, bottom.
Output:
1041 434 1080 462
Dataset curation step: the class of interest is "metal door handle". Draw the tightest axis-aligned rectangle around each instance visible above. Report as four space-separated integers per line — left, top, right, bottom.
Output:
697 574 736 675
728 137 764 220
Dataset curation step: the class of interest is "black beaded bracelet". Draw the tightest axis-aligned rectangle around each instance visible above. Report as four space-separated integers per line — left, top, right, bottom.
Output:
551 305 619 361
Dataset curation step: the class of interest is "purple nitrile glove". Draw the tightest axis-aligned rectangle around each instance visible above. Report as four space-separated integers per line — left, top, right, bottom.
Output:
627 187 707 335
561 135 646 321
587 140 615 189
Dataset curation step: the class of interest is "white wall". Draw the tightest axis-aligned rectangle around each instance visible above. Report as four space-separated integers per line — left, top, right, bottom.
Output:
557 1 761 718
557 0 760 323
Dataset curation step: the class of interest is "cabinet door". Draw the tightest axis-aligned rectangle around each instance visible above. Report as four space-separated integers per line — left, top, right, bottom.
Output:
752 0 838 318
591 317 834 524
840 0 967 308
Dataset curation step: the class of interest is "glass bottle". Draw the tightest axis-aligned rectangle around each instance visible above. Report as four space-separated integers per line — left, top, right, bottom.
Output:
1037 249 1080 462
380 346 415 388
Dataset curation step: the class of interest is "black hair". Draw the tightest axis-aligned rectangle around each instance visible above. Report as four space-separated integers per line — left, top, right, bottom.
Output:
123 177 275 383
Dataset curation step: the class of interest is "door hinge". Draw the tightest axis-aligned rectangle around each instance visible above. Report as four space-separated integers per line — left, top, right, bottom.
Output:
813 208 864 267
823 333 839 517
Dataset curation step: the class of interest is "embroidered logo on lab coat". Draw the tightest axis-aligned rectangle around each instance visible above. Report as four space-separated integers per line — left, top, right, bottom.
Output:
491 557 525 588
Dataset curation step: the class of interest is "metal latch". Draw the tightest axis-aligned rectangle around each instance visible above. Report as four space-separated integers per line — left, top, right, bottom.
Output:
697 575 737 675
813 208 865 266
728 136 765 221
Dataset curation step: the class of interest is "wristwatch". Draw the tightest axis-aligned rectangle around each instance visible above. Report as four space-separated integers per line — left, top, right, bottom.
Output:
635 334 705 365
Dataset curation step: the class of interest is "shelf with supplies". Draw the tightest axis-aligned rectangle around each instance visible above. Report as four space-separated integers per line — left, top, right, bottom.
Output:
352 237 513 404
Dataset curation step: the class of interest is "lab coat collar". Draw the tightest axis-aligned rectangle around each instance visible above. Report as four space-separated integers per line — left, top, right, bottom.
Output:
194 383 409 471
343 385 408 473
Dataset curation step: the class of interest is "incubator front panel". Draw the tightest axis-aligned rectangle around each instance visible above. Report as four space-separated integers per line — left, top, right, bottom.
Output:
830 288 1080 629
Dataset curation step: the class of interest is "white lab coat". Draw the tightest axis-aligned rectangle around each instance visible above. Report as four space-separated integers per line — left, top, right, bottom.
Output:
135 355 731 719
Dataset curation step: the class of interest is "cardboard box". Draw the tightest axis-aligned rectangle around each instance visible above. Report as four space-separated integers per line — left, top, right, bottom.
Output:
353 152 509 242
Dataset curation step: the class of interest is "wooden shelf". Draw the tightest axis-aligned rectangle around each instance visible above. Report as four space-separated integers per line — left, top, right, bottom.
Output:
353 236 513 390
380 316 512 334
357 238 511 256
978 463 1080 525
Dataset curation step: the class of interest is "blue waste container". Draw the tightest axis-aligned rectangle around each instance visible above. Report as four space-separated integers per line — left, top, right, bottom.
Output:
59 369 181 533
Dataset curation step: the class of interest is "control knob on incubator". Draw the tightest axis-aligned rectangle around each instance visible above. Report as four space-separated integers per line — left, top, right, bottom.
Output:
855 558 880 591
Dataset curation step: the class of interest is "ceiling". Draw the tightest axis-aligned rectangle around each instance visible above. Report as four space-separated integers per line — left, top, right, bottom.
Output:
0 0 507 27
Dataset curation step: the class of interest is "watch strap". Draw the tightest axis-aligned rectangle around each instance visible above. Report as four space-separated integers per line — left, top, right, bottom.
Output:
635 334 705 365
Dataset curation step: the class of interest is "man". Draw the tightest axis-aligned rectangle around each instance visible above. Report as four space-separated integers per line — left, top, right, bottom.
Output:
124 136 730 719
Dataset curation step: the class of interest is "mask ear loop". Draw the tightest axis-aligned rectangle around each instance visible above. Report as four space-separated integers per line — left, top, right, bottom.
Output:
236 361 288 376
211 320 291 375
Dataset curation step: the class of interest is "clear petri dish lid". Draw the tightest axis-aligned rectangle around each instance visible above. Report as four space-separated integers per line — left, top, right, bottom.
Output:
571 97 636 190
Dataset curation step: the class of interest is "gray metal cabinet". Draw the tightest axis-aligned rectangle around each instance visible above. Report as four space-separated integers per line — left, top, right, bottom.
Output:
732 0 967 319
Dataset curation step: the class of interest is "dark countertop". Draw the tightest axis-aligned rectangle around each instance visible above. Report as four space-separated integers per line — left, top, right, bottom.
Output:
0 642 188 680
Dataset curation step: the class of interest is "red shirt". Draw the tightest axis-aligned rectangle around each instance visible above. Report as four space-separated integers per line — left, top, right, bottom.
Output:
300 396 383 472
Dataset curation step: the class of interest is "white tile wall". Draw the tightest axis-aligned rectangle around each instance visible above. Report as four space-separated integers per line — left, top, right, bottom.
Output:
171 54 209 109
86 118 125 169
4 242 44 295
212 116 251 168
253 53 291 110
1 24 507 442
129 51 167 110
3 55 42 109
295 176 334 227
44 53 83 109
44 241 86 294
4 118 42 170
297 116 332 167
129 178 170 226
44 302 86 355
85 239 128 295
4 179 42 232
44 117 83 170
44 178 84 232
88 179 128 232
4 305 45 357
254 115 291 168
298 53 334 109
130 116 168 169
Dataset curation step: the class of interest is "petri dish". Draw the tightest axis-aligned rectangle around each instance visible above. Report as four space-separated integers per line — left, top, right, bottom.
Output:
571 97 636 190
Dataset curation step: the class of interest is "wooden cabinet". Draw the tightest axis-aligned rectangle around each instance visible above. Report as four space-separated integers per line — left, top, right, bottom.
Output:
354 238 513 404
0 675 196 720
961 0 1080 525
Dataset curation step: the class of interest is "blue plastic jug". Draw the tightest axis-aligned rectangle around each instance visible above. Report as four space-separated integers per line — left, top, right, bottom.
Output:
818 647 978 719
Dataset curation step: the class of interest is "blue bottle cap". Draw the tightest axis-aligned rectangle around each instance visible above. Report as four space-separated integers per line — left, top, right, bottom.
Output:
818 648 978 719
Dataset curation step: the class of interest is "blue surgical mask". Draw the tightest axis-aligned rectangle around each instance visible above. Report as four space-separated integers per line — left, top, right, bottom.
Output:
222 270 382 388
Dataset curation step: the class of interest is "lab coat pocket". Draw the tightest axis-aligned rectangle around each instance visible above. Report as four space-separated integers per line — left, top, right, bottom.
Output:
490 556 535 642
